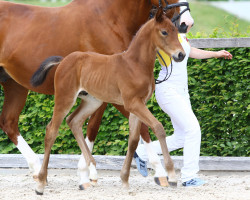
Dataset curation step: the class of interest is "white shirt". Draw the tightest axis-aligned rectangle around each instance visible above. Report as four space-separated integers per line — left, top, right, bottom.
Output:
157 34 191 89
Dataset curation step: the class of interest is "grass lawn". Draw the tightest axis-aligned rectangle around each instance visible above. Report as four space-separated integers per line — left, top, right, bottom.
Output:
189 1 250 37
4 0 250 37
5 0 70 7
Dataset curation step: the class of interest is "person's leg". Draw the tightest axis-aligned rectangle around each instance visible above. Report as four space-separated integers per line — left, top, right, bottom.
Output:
136 86 205 185
157 88 202 183
136 87 186 161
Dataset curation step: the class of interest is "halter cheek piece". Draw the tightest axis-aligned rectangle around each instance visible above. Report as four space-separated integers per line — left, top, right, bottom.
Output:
152 0 190 84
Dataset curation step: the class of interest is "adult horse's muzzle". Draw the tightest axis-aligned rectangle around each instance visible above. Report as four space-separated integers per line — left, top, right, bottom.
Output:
152 1 192 33
166 1 193 34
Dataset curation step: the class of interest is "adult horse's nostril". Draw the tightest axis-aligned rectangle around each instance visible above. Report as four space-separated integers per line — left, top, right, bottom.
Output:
178 22 188 33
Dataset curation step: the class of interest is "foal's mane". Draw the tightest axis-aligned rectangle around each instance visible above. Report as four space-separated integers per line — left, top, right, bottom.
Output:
125 13 173 53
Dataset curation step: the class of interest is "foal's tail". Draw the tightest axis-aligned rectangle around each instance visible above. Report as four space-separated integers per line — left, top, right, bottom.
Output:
31 56 63 87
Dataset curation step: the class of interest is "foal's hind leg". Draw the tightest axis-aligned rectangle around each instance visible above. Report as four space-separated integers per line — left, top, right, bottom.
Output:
66 96 103 190
0 79 41 178
36 92 79 195
86 102 108 141
120 113 141 188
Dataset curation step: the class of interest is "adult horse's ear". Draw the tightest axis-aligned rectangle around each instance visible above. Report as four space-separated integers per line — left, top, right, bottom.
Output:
155 7 164 23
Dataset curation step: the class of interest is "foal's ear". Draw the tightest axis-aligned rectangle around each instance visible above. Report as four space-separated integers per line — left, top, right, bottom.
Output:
155 7 164 23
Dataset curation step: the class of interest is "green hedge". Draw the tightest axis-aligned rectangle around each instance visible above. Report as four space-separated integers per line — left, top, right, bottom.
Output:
0 46 249 157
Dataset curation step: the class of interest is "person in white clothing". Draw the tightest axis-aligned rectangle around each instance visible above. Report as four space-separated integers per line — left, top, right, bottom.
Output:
134 17 232 187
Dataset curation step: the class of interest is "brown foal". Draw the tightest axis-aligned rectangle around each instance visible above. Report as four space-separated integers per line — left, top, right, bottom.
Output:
33 8 185 194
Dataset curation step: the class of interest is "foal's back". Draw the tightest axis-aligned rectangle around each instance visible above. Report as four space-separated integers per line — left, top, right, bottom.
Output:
55 51 126 104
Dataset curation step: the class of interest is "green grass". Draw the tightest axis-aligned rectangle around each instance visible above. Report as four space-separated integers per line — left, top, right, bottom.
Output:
5 0 70 7
189 2 250 37
5 0 250 37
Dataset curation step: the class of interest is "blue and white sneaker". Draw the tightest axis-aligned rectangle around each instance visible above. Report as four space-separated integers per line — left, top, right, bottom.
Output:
133 152 148 177
182 178 207 187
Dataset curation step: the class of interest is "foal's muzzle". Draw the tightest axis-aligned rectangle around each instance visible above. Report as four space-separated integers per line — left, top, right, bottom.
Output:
173 51 186 62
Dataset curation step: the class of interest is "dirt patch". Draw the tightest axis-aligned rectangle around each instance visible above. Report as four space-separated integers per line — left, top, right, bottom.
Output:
0 168 249 200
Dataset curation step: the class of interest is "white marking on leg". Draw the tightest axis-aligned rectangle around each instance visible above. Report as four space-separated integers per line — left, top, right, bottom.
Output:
85 137 98 181
78 138 98 184
88 162 98 181
143 141 167 177
77 154 90 185
16 135 41 175
85 137 94 152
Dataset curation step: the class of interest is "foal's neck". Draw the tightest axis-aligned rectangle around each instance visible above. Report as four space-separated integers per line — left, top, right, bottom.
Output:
124 20 157 73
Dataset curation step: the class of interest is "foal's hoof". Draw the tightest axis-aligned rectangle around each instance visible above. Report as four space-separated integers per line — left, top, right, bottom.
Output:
169 181 177 187
33 176 48 186
154 177 169 187
35 190 44 195
90 179 98 186
33 175 39 182
122 182 129 189
79 183 92 190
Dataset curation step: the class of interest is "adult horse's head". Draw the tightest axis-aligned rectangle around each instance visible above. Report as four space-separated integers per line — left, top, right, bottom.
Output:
173 0 194 33
152 8 186 62
150 0 194 33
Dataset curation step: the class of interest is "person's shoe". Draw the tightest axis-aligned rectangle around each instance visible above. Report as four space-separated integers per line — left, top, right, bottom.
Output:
133 152 148 177
182 178 207 187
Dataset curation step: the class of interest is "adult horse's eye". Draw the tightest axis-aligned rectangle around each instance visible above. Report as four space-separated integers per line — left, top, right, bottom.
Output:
161 31 168 36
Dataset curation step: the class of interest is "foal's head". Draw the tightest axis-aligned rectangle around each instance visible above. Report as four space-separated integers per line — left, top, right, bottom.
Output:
152 8 186 62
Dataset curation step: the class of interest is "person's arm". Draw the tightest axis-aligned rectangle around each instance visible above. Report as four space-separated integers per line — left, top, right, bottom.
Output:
189 47 233 60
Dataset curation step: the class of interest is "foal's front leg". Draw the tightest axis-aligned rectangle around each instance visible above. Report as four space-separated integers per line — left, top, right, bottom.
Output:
127 101 177 187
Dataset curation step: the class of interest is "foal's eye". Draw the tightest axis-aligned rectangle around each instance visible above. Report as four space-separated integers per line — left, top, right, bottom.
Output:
161 31 168 36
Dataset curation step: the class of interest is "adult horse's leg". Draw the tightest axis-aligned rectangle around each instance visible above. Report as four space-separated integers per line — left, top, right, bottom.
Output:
120 113 141 188
66 98 103 190
0 79 41 178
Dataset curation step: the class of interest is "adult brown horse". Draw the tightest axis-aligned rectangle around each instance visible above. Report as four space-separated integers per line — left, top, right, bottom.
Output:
33 8 185 194
0 0 192 182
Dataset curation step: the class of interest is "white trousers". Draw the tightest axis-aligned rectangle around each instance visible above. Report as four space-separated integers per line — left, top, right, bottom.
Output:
136 85 201 182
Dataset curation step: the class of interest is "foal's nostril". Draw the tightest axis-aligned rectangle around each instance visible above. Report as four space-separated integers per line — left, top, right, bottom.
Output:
178 52 185 61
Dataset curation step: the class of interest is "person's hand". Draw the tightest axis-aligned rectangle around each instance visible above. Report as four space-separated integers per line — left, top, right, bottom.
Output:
215 50 232 59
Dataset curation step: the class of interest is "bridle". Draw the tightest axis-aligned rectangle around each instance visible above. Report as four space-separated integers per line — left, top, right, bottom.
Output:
157 0 190 23
153 0 190 84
